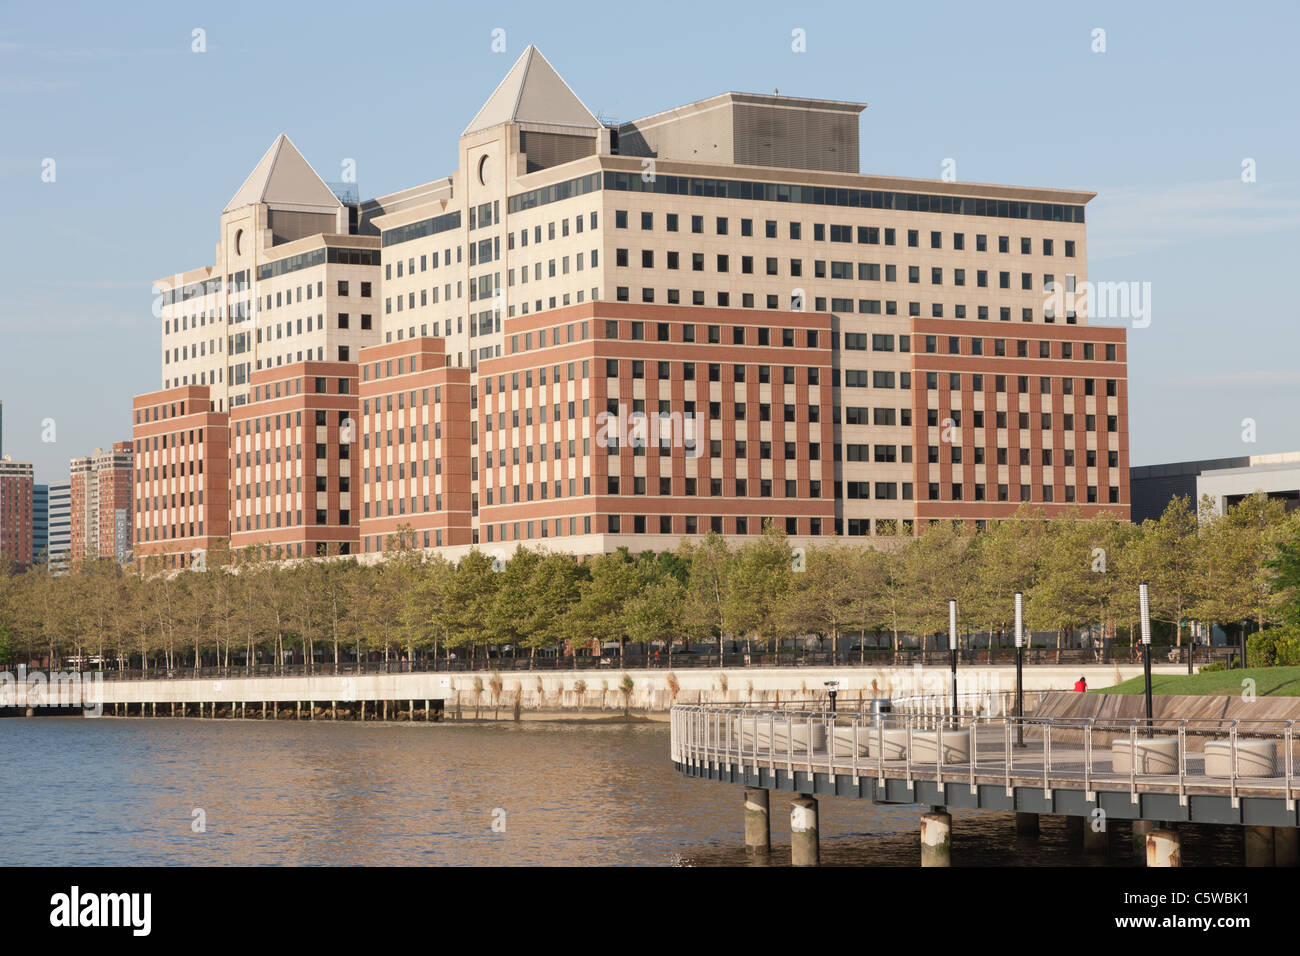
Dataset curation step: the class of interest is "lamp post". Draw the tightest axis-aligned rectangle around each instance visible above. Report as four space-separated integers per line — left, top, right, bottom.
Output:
1139 581 1153 738
1014 590 1025 748
948 598 959 719
1186 619 1194 676
824 680 839 714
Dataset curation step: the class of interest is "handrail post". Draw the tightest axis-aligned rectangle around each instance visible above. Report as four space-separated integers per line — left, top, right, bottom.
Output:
936 719 944 794
1004 718 1012 795
1043 722 1051 795
1129 720 1138 804
1285 720 1296 810
905 713 913 789
1229 719 1239 807
1178 719 1187 807
968 717 977 796
1084 718 1093 797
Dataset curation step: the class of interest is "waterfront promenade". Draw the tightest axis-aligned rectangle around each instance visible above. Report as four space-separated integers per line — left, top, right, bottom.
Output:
2 662 1187 719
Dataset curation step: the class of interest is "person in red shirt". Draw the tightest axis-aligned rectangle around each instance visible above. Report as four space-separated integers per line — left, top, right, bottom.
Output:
1074 676 1088 692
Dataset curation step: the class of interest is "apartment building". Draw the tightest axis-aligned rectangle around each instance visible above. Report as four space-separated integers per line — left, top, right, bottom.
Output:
47 482 70 572
0 456 35 567
133 45 1128 565
69 442 134 564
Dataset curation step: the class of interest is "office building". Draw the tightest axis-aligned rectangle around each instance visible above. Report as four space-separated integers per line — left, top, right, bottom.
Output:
1131 452 1300 522
133 45 1130 565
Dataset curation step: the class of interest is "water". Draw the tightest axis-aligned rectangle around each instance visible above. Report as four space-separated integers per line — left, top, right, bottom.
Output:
0 718 1247 866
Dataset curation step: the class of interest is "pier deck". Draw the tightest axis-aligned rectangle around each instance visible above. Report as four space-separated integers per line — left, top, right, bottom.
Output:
671 704 1300 827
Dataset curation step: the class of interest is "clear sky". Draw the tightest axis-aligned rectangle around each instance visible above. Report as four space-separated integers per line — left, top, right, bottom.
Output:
2 0 1297 485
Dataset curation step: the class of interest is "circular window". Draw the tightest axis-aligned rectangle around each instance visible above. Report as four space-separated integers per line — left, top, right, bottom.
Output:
234 229 243 255
478 154 492 185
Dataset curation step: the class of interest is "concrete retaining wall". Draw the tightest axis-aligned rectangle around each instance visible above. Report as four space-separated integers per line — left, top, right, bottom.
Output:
78 662 1178 715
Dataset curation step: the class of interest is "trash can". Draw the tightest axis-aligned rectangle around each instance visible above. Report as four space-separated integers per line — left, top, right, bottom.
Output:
867 699 892 726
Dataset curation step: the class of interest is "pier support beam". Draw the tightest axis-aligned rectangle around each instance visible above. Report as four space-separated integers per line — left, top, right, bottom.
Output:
1246 826 1275 866
790 796 819 866
1083 818 1109 855
743 788 770 854
921 808 951 867
1132 820 1154 853
1015 812 1039 837
1147 829 1181 867
1066 815 1084 844
1275 827 1298 866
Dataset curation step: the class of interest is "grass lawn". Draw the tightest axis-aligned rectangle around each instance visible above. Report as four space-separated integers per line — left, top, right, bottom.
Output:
1094 665 1300 698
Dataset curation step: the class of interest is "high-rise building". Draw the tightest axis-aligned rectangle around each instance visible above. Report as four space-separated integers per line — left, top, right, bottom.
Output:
69 442 134 565
0 456 35 567
47 482 70 573
33 483 49 562
133 46 1129 566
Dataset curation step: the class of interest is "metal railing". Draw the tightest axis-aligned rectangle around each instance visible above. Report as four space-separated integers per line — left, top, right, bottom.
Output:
670 702 1300 803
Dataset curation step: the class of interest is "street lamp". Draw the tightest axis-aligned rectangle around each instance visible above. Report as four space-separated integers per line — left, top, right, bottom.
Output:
824 680 839 714
1014 590 1025 748
1139 581 1153 738
948 598 959 719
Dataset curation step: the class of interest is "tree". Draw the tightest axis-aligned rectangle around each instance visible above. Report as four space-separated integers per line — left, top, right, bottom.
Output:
781 543 868 663
682 532 737 662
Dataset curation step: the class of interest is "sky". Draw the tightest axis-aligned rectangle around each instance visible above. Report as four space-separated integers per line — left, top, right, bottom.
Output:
1 0 1297 485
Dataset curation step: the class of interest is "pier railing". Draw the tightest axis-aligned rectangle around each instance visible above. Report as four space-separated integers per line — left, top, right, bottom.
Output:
670 703 1300 803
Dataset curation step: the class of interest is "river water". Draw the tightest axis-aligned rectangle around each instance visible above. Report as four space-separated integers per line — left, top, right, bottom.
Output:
0 718 1246 866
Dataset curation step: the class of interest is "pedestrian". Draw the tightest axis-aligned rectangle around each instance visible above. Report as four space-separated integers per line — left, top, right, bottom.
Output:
1074 675 1087 693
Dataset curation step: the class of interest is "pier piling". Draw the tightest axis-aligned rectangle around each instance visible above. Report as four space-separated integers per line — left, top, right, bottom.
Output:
921 807 951 867
1132 819 1153 853
1147 829 1180 867
1014 812 1039 837
743 788 770 853
1245 826 1275 866
1275 827 1298 866
790 795 819 866
1083 818 1109 855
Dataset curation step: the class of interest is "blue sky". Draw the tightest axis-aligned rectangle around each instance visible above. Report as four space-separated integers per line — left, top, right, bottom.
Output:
1 0 1297 483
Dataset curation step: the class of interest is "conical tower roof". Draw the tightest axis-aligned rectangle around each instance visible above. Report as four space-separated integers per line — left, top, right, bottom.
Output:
223 134 343 213
463 45 600 135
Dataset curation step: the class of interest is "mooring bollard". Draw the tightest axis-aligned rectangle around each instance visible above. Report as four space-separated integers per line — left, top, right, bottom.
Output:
1147 829 1180 867
790 795 819 866
921 808 951 867
744 788 770 853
